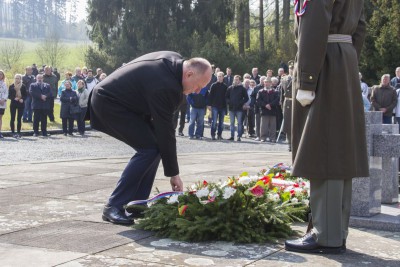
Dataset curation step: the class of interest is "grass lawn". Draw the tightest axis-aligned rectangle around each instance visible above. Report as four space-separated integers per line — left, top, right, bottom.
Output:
1 102 63 132
0 38 89 81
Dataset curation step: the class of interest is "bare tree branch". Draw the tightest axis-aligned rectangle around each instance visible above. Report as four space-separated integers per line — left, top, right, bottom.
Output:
0 40 25 70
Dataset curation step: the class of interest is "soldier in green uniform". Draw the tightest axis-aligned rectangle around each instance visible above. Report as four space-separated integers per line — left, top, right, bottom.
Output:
279 63 293 151
285 0 369 254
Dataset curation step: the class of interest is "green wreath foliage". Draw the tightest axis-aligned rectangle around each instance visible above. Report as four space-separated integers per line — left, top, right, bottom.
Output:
132 165 310 243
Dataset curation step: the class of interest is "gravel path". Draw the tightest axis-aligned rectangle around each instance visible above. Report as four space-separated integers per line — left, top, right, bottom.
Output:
0 126 288 164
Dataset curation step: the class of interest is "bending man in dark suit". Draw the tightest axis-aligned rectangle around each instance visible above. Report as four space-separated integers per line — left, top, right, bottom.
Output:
89 51 212 225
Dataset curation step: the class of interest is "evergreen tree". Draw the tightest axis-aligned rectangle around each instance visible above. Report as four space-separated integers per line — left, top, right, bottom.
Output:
360 0 400 85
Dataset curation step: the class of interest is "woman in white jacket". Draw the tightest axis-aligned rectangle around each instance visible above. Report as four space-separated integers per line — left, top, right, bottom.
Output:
0 70 8 138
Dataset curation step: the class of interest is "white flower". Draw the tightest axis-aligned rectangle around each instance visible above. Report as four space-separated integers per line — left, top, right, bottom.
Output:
238 175 258 185
167 194 179 204
195 188 210 199
291 197 299 203
294 187 303 194
222 187 237 199
302 199 310 206
209 188 219 198
268 193 280 202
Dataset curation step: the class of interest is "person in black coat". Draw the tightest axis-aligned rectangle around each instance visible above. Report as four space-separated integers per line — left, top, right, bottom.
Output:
8 74 27 138
60 81 78 136
209 71 228 140
225 75 249 141
88 51 212 225
257 78 280 142
29 74 53 137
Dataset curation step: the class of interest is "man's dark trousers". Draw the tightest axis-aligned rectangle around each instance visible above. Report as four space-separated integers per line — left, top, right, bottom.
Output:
33 109 48 135
107 148 161 209
48 97 55 121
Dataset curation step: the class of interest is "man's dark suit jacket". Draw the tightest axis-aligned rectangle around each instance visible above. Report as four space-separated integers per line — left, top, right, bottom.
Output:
223 75 233 87
89 51 184 177
29 82 53 110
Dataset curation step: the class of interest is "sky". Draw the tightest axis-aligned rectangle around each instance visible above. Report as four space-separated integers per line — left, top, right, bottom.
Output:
73 0 88 21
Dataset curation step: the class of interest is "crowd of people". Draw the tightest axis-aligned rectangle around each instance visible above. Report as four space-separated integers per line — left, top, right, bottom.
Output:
0 64 107 138
174 65 400 149
0 63 399 142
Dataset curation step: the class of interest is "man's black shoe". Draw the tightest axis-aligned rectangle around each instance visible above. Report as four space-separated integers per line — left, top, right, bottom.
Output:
211 136 216 140
237 137 241 142
33 133 39 137
228 137 234 141
217 135 223 140
178 132 184 136
125 204 147 219
285 232 345 254
102 205 134 225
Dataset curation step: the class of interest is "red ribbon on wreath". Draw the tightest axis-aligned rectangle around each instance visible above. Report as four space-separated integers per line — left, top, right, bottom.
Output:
294 0 310 17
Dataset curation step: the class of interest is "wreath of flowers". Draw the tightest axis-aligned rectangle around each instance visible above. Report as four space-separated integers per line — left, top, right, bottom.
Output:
129 163 310 243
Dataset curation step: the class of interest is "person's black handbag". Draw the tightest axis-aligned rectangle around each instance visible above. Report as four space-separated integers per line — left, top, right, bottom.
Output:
70 104 81 114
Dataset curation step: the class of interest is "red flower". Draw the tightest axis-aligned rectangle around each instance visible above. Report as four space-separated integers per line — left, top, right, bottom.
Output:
260 176 270 185
274 172 284 179
293 183 299 188
250 185 265 197
203 180 208 187
290 189 295 196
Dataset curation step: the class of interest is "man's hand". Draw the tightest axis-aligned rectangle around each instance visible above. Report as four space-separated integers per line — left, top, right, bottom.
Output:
296 89 315 107
266 104 271 110
170 175 183 191
41 95 47 101
379 108 387 113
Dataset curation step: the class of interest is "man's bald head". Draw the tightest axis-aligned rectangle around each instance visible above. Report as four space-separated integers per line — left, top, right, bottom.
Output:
182 57 212 95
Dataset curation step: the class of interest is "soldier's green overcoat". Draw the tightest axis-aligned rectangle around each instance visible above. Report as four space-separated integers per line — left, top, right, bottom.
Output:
291 0 369 180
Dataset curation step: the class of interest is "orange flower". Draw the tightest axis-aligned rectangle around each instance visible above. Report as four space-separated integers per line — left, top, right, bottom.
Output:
178 205 188 215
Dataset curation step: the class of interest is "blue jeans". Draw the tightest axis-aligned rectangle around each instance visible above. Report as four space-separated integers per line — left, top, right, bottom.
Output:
188 107 205 138
23 95 32 121
108 148 161 209
229 110 243 138
211 107 226 137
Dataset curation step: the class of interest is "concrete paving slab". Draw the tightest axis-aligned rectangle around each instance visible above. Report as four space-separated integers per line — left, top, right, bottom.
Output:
52 175 119 188
246 225 400 267
0 199 104 234
46 166 122 176
64 188 112 203
0 179 32 188
0 172 85 183
2 181 109 198
0 220 152 254
99 236 281 267
0 243 87 267
58 255 177 267
350 203 400 231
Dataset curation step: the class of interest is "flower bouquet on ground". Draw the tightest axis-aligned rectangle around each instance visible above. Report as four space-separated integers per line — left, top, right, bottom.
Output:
127 163 310 243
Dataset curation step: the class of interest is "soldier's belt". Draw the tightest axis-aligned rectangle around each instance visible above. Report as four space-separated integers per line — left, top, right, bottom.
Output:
327 34 352 44
285 98 293 100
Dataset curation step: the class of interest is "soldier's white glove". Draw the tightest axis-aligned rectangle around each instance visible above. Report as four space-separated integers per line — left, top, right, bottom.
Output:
296 89 315 107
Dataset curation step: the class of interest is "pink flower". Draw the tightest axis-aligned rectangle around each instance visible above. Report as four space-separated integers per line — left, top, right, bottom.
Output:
250 185 265 197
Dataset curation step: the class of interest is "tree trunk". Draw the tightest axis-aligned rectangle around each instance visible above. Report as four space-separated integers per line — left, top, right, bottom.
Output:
259 0 264 53
282 0 290 35
274 0 279 42
244 0 250 50
237 0 245 55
